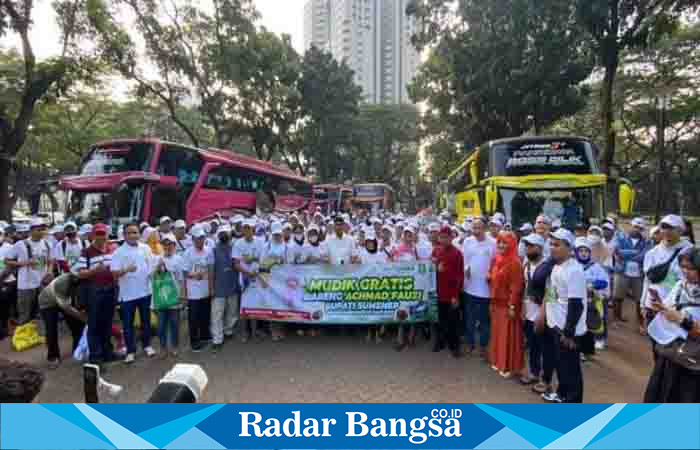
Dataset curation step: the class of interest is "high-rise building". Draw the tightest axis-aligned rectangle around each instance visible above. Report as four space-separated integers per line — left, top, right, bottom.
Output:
303 0 419 104
304 0 331 52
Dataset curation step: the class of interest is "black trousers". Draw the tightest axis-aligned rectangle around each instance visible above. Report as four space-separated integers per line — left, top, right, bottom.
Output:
40 306 85 361
0 283 16 339
436 302 460 351
551 328 584 403
541 325 557 385
188 298 211 348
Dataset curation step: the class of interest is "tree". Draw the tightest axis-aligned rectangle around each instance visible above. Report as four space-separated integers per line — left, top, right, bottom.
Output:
574 0 699 174
294 45 363 179
408 0 594 147
347 104 422 209
0 0 95 220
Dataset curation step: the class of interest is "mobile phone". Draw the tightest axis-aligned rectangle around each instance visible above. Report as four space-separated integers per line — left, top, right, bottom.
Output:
83 364 100 403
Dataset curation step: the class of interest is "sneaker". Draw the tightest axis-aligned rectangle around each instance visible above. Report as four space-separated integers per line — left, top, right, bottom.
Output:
47 358 60 370
144 346 157 358
124 353 135 364
542 391 563 403
595 340 607 351
191 345 202 353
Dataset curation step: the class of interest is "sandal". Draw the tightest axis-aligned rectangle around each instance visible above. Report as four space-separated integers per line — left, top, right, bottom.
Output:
519 375 536 385
532 382 548 394
499 370 512 379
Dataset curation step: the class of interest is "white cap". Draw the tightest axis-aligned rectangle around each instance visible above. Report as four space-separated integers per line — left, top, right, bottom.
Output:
519 222 533 232
174 219 187 229
160 233 177 243
404 225 417 235
271 222 283 235
489 217 504 227
30 218 46 229
190 225 206 238
550 228 575 247
602 222 616 231
243 218 256 228
382 224 393 233
365 230 377 240
217 224 232 235
522 233 545 248
574 237 592 251
159 216 172 225
588 225 603 235
631 217 647 229
428 223 440 232
50 225 63 235
660 214 684 230
79 224 93 235
63 221 78 232
307 224 320 234
16 223 30 233
231 215 244 224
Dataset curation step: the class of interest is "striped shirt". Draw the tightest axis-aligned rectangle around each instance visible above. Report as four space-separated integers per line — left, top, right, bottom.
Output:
72 244 116 286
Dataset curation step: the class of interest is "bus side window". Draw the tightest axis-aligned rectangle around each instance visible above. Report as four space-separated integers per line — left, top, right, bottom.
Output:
157 145 204 185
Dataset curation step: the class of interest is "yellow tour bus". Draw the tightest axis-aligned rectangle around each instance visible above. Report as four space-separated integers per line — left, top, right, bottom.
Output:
437 136 636 228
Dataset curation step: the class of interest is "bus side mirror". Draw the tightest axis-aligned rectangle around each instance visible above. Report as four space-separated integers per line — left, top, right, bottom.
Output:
485 185 498 214
619 182 635 215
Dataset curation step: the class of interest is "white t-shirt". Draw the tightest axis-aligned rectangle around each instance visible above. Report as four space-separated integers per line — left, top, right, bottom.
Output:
232 238 262 286
287 241 306 264
159 253 184 283
545 258 588 336
462 236 496 298
181 246 212 300
262 241 289 266
324 234 356 265
0 242 16 283
357 249 389 265
416 240 433 261
641 241 692 309
523 259 544 322
8 239 52 290
52 239 85 272
175 236 192 255
110 242 155 302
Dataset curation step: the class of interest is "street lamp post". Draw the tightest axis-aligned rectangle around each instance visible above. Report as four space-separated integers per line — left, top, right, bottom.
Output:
654 95 669 224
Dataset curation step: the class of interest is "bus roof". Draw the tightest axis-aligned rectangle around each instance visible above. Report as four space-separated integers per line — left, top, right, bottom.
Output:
489 135 594 146
92 138 310 185
353 182 395 193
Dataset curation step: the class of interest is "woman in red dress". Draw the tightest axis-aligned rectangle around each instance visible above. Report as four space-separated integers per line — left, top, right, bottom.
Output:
488 231 525 378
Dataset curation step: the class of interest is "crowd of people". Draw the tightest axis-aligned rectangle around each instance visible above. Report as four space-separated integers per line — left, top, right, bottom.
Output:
0 208 698 403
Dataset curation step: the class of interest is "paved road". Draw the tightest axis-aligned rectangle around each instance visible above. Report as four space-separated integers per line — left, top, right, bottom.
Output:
2 302 652 403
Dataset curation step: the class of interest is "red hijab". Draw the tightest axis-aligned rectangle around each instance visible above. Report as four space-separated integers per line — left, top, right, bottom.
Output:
493 231 519 269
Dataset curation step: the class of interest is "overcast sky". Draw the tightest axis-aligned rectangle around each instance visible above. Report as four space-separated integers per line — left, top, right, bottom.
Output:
0 0 306 58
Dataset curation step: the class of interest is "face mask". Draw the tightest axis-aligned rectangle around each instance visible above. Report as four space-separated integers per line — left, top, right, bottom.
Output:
630 231 642 240
66 232 77 239
588 234 601 245
294 233 303 241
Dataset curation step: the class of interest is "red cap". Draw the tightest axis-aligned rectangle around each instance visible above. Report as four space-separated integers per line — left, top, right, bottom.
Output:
439 226 451 235
93 223 109 234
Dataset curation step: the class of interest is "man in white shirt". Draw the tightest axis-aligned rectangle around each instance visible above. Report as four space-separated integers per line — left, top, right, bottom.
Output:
322 216 357 265
5 218 53 325
111 222 157 363
52 222 86 274
534 215 552 259
233 219 263 342
461 217 496 356
182 225 213 352
173 220 192 255
545 228 587 403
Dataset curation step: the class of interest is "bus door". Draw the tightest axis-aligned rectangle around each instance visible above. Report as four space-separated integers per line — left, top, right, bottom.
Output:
455 191 481 221
147 179 186 225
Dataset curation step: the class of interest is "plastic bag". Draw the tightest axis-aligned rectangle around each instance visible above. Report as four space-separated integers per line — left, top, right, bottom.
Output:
152 271 179 311
12 322 46 352
73 327 89 361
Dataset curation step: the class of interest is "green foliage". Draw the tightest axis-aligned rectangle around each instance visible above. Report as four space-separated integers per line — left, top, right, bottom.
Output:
409 0 594 149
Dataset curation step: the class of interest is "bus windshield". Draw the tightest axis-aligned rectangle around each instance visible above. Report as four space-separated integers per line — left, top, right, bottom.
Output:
491 140 598 177
81 142 153 175
497 187 603 230
66 186 144 226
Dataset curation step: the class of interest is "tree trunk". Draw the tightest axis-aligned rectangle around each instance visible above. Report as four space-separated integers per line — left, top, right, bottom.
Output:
0 157 12 221
600 60 618 176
